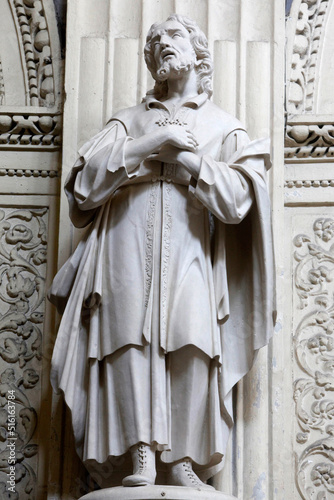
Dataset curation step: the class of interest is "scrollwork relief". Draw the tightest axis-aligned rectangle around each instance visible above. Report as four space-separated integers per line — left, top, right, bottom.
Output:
0 207 48 498
9 0 56 107
293 218 334 499
296 426 334 498
0 113 61 151
287 0 330 114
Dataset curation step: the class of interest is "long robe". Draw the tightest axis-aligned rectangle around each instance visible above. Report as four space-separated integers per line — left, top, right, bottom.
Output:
49 92 276 480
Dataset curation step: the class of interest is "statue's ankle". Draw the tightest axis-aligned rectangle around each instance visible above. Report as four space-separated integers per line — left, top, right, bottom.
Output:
122 442 156 487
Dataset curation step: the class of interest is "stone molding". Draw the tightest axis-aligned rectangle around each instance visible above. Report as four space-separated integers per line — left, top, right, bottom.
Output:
0 112 62 151
293 219 334 498
0 168 58 178
9 0 57 107
287 0 330 114
80 486 237 500
285 179 334 188
285 121 334 161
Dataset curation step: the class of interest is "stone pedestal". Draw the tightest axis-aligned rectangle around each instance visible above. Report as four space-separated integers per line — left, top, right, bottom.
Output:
80 486 238 500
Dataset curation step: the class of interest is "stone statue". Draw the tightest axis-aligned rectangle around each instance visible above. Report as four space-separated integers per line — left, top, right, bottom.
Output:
49 13 276 498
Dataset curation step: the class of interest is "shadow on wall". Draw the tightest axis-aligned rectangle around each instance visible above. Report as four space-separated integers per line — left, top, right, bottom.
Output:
53 0 67 57
286 0 294 16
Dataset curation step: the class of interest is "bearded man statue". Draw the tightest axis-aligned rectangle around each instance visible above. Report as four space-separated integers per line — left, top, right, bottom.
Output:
49 13 276 496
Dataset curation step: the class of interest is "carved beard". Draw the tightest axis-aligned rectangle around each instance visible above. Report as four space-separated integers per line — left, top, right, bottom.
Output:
156 55 195 81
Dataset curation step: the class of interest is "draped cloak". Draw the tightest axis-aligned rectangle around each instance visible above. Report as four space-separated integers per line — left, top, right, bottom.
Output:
49 92 276 478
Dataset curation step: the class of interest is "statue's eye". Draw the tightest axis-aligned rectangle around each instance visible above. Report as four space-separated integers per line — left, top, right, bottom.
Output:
172 33 182 38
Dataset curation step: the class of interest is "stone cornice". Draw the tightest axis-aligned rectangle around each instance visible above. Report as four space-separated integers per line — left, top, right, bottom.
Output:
0 111 62 151
285 116 334 162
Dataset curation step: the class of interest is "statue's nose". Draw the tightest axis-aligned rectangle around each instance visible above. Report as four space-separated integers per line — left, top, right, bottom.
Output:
159 34 172 48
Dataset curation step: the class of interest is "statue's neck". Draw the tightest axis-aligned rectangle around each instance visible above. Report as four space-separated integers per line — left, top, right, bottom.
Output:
165 68 198 104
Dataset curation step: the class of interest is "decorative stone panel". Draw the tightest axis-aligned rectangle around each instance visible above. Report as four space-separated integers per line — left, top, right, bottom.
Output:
0 207 48 499
285 1 334 498
293 216 334 499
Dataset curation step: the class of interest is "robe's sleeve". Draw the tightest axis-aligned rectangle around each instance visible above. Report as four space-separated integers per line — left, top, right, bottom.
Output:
189 128 255 224
65 119 138 227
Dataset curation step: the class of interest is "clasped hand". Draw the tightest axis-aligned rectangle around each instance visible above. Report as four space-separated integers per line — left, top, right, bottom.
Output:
148 125 201 178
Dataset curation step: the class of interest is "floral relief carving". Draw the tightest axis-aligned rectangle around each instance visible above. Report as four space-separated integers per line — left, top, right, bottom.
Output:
287 0 330 114
0 208 48 498
296 427 334 498
9 0 56 107
293 218 334 499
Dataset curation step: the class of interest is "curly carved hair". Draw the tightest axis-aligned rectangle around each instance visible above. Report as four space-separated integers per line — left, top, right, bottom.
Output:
144 14 213 100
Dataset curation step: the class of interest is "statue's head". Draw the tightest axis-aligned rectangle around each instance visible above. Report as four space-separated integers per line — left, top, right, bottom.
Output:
144 14 213 99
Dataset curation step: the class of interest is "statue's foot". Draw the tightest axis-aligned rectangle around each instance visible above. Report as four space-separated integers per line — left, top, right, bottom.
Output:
122 442 156 487
167 459 215 490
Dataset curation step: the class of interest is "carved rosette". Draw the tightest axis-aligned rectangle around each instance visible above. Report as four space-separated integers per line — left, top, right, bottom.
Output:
0 207 48 498
287 0 330 114
9 0 56 107
293 218 334 498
